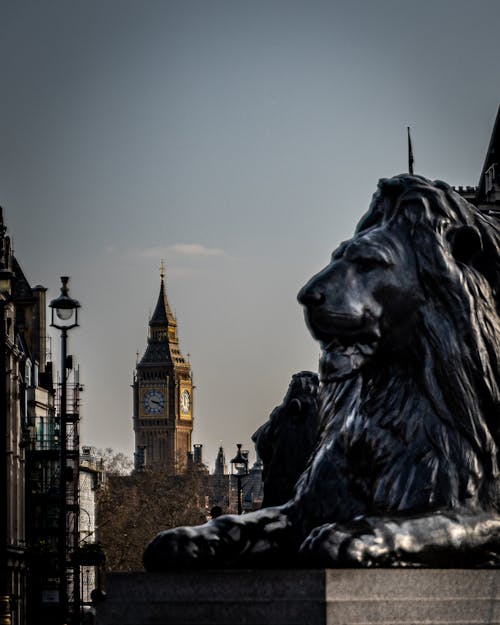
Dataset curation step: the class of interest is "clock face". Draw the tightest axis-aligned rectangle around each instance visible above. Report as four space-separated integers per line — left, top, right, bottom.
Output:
143 389 165 415
181 389 191 415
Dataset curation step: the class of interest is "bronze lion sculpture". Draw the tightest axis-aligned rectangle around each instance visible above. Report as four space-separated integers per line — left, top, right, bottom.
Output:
144 174 500 569
252 371 320 508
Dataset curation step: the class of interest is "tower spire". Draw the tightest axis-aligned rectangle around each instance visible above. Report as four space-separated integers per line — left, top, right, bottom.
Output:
150 261 175 326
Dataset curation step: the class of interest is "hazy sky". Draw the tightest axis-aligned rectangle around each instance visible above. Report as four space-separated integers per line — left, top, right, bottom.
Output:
1 0 499 468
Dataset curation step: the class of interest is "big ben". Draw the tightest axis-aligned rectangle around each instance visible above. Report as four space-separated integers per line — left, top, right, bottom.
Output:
133 262 193 472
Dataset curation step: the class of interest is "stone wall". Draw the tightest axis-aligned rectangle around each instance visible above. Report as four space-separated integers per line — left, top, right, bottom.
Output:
96 568 500 625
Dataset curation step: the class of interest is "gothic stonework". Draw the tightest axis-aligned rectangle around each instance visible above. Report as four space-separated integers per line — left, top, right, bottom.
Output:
133 266 193 472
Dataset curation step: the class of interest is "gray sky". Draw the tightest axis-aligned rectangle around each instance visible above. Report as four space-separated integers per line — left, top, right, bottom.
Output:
1 0 499 468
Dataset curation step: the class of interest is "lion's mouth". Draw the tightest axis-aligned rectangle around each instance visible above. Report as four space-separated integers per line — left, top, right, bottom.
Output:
307 312 366 342
323 336 378 355
303 308 381 381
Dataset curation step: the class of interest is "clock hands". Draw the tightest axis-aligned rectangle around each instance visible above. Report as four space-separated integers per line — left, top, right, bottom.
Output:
144 392 165 413
145 391 189 412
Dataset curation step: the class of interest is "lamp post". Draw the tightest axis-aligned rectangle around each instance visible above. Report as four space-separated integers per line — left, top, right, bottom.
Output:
230 444 249 515
49 277 80 625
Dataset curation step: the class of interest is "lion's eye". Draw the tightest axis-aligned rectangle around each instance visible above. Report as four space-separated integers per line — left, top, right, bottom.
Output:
355 258 379 273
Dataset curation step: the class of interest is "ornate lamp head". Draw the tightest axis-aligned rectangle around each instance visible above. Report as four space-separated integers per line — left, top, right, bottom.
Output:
230 444 249 476
49 276 80 329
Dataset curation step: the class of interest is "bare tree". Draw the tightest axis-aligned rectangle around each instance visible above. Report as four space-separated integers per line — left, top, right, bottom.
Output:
93 447 133 476
97 459 209 571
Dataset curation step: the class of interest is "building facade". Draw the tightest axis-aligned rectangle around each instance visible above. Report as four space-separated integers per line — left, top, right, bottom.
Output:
133 265 193 472
456 105 500 218
79 448 105 606
1 209 29 625
209 445 264 514
0 207 89 625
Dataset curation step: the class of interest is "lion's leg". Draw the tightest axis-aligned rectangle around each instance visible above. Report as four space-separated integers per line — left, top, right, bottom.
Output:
299 512 500 567
143 505 299 571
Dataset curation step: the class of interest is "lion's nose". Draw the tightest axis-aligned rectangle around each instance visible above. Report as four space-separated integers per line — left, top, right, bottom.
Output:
297 284 325 308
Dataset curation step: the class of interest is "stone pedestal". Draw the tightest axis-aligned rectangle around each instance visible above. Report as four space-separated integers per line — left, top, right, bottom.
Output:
96 569 500 625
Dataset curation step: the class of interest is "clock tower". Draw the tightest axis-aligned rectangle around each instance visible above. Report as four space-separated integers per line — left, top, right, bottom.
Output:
133 263 193 472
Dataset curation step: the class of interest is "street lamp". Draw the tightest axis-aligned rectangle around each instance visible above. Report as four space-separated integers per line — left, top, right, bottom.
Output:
49 276 80 625
230 444 249 515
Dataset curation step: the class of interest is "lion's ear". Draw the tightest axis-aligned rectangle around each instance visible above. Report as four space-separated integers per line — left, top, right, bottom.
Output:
447 225 483 265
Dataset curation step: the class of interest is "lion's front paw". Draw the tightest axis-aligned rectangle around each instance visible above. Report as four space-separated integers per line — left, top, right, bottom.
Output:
143 524 221 571
299 520 394 567
299 523 351 566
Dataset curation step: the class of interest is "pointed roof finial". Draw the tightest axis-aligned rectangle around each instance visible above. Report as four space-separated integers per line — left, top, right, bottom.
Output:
150 263 176 327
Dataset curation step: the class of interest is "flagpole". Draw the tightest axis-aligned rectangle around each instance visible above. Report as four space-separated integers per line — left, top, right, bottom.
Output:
407 126 414 175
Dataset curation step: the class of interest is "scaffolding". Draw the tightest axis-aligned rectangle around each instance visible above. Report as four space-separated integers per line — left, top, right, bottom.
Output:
26 360 84 625
55 366 82 625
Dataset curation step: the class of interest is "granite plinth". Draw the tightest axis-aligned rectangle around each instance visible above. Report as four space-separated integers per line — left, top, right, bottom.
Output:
95 569 500 625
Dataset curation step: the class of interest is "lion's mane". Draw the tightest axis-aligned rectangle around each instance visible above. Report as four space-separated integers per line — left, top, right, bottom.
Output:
366 177 500 473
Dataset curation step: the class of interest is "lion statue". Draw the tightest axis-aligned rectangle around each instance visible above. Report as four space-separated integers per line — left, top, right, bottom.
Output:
252 371 320 507
144 174 500 570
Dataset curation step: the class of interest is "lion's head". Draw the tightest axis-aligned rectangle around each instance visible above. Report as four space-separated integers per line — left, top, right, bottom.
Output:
298 175 500 495
299 175 499 381
298 217 424 382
